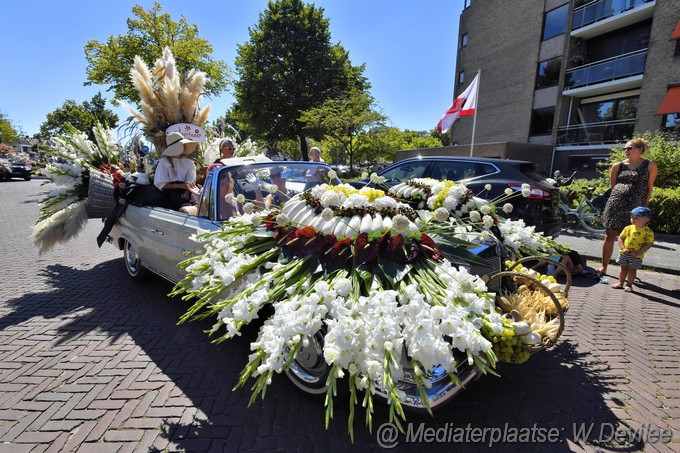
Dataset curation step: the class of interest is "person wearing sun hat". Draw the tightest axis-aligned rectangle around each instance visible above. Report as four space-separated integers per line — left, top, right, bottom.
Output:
154 131 201 210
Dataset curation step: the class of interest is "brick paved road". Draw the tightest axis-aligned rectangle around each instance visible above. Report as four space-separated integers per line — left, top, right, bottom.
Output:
1 179 679 452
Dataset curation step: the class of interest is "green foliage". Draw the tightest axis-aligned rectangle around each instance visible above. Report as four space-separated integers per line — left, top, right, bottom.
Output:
648 187 680 235
84 1 230 104
38 93 119 141
599 130 680 189
233 0 368 160
299 89 385 170
0 112 21 144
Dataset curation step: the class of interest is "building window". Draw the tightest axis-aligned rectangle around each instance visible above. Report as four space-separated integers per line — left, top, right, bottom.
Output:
662 113 680 132
464 0 471 8
536 57 561 88
461 33 468 48
530 107 555 135
581 96 639 122
542 4 568 41
458 71 465 85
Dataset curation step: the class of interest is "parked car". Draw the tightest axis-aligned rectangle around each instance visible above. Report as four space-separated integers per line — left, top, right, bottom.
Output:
350 156 561 237
107 157 503 413
0 156 32 181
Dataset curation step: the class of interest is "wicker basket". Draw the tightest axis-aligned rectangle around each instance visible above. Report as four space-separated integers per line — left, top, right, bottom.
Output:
86 169 116 219
507 255 572 298
487 271 566 355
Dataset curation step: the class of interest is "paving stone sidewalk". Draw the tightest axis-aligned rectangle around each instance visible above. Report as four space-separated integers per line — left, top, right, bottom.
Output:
1 180 679 452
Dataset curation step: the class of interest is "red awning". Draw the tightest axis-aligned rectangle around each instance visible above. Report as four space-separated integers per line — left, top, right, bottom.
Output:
657 86 680 115
672 20 680 40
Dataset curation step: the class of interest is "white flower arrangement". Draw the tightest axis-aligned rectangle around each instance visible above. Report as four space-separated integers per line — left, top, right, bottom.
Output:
171 178 569 439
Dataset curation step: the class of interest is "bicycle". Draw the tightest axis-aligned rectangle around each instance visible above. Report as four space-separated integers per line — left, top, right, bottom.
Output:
548 171 605 234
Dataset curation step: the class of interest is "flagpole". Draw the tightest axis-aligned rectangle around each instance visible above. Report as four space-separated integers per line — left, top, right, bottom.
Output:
469 68 481 157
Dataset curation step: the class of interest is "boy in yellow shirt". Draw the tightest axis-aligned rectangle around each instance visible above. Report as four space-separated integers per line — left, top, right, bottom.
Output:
612 207 654 292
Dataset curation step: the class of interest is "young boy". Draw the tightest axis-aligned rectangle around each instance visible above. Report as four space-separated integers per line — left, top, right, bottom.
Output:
612 206 654 292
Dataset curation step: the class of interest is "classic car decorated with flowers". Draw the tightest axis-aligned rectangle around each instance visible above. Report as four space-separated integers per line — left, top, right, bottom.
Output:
31 48 572 440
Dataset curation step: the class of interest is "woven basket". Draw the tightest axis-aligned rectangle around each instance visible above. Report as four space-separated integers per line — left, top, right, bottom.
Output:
487 271 566 357
86 169 116 218
507 255 572 298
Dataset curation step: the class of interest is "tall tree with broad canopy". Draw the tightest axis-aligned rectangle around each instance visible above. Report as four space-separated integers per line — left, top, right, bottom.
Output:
233 0 368 161
84 1 230 105
0 112 21 145
299 88 385 171
38 93 119 141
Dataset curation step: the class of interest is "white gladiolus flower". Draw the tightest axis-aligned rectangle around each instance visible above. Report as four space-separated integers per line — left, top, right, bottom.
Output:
503 203 513 214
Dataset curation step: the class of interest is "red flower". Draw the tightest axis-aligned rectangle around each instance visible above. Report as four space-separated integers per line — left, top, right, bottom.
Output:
354 233 380 264
420 233 442 262
324 237 352 267
384 234 419 263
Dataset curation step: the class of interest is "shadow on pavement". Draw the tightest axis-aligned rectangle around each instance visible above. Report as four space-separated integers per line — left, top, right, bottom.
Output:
0 260 649 451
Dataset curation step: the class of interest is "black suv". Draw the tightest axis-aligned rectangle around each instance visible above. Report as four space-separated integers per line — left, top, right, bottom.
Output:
352 156 561 237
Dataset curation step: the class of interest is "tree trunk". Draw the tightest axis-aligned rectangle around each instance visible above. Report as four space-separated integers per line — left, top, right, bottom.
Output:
299 135 309 161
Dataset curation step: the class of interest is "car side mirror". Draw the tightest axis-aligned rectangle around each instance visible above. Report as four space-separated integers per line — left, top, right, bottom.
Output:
553 170 561 177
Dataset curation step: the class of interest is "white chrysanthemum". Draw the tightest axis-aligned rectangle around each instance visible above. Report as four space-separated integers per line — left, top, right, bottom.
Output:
484 184 492 191
434 207 450 222
480 204 491 215
469 211 481 222
225 193 235 203
243 202 255 214
482 215 494 228
392 214 410 234
503 203 513 214
267 184 279 194
505 188 514 195
236 194 246 204
370 173 380 183
521 188 531 198
321 208 335 221
327 170 337 180
276 213 290 225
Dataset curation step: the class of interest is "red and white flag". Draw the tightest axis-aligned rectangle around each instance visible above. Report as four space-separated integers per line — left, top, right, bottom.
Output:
436 73 480 133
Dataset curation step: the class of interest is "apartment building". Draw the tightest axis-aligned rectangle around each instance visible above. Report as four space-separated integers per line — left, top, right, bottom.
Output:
452 0 680 177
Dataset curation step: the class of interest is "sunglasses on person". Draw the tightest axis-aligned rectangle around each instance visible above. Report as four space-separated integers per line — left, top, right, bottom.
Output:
624 145 638 151
222 147 235 151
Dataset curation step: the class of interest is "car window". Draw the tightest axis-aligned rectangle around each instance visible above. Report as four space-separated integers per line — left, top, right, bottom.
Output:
516 163 546 182
380 161 429 182
430 161 479 181
197 172 213 217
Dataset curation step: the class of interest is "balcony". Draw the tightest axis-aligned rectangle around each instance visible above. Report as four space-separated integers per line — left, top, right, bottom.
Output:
563 49 646 97
572 0 655 39
556 119 636 146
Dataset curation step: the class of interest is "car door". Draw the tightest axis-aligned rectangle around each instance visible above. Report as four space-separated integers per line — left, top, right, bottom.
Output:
379 160 430 184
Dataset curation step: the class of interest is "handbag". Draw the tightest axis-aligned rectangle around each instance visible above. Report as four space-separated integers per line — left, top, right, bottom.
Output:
591 188 611 209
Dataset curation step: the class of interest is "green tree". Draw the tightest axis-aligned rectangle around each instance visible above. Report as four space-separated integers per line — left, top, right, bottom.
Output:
0 112 21 144
84 1 230 104
233 0 368 161
299 89 384 170
38 93 119 141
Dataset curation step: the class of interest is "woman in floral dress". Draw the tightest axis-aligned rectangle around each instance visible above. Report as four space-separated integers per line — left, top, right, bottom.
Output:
599 138 657 275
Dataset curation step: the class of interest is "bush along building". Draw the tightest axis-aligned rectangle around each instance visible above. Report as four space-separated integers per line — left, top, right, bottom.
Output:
449 0 679 178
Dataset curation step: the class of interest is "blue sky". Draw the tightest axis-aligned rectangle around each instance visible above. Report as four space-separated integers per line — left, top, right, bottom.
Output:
1 0 463 137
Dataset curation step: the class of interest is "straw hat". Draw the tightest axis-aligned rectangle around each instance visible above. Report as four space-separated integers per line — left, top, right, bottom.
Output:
163 132 198 157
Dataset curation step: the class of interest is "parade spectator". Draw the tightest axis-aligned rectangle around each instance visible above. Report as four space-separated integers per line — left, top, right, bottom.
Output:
611 207 654 292
599 138 657 275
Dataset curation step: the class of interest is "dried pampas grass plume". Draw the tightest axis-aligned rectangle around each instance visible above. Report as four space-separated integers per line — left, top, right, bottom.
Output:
116 46 211 140
32 200 89 254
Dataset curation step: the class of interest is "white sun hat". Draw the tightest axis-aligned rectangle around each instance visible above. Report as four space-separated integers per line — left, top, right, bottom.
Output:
163 131 198 157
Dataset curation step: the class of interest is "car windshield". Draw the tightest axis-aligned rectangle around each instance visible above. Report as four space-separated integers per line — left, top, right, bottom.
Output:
209 162 341 221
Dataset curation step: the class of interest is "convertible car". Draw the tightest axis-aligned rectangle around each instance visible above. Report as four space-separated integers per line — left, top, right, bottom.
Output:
109 157 338 283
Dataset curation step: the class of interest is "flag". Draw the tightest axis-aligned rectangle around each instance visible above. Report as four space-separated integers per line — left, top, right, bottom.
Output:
436 73 480 133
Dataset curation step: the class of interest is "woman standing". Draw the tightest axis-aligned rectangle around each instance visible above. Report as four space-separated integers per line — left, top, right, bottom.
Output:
599 137 657 275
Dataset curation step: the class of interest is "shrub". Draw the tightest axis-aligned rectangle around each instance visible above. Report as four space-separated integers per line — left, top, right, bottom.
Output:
648 187 680 235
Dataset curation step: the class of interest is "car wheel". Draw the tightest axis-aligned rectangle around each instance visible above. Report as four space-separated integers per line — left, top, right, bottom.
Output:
24 174 31 181
123 239 148 281
284 330 333 396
